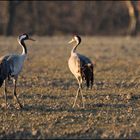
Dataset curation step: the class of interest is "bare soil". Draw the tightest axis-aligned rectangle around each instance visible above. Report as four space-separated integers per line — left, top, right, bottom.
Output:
0 36 140 139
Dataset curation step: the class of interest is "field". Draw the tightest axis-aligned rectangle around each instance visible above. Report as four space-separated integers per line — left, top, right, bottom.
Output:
0 36 140 139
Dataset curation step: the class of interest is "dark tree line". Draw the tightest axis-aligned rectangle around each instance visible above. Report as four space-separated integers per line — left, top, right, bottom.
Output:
125 0 140 36
0 1 140 36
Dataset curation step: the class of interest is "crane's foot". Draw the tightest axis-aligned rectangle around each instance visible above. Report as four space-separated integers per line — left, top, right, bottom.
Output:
13 96 23 109
17 102 23 109
14 102 23 109
19 103 23 109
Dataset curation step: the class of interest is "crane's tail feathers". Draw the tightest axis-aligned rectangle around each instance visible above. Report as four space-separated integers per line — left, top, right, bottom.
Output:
0 77 4 87
87 63 92 67
0 57 10 87
81 63 94 89
84 63 94 72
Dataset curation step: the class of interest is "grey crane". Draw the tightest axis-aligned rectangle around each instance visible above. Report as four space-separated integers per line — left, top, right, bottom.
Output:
0 33 35 109
68 35 94 108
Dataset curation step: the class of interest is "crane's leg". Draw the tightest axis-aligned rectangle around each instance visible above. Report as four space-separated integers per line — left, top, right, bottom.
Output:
3 80 8 109
79 80 85 108
90 72 94 89
13 77 23 108
72 77 85 108
72 86 80 108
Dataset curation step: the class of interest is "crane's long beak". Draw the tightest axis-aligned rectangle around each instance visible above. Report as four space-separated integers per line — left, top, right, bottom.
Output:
28 37 36 41
68 38 74 44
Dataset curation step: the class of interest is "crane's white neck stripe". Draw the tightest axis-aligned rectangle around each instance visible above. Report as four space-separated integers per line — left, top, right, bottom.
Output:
19 35 26 41
17 37 27 54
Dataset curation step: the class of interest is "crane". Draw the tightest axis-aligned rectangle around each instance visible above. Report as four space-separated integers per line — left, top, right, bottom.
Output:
0 33 35 109
68 35 94 108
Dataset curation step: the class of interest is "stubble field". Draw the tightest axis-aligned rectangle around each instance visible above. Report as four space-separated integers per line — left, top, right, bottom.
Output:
0 36 140 139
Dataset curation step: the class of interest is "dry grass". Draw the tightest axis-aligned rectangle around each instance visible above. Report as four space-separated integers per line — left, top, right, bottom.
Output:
0 36 140 139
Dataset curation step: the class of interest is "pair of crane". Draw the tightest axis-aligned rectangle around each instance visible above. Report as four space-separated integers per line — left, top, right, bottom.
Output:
0 33 94 109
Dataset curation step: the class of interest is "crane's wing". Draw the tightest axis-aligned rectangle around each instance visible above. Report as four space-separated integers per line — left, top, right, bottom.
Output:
78 53 94 88
0 55 11 87
77 53 92 66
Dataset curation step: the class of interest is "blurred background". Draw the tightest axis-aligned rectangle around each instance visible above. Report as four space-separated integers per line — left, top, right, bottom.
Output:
0 0 140 36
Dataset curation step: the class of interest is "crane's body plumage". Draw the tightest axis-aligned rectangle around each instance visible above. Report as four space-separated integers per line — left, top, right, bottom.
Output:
6 54 26 76
68 53 92 75
0 33 35 109
68 53 81 78
68 35 94 108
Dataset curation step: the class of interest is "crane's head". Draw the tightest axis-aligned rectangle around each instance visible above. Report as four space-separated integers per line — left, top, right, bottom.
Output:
18 33 35 42
68 35 81 45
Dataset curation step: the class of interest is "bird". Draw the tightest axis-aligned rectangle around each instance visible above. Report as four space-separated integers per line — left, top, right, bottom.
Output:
0 33 35 109
68 35 94 108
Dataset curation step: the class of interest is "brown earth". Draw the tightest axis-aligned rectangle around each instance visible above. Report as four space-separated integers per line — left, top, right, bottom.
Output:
0 36 140 139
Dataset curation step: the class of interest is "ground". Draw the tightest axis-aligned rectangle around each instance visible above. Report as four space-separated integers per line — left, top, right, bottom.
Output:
0 36 140 139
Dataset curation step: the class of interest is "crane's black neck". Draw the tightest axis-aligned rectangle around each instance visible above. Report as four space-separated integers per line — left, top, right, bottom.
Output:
20 40 27 54
71 42 80 54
